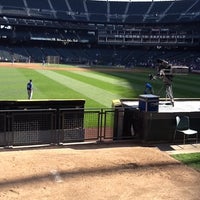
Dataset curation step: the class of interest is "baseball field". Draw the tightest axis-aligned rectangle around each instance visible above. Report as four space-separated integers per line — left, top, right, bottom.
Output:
0 62 200 108
0 62 200 200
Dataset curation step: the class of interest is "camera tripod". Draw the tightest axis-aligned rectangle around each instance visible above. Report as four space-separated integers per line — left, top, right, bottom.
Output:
157 83 174 106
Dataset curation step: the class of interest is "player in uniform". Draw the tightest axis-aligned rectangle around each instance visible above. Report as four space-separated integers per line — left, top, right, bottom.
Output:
27 79 33 100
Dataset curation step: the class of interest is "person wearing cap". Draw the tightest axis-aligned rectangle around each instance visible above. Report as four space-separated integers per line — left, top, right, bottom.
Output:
27 79 33 100
144 82 154 94
157 59 174 106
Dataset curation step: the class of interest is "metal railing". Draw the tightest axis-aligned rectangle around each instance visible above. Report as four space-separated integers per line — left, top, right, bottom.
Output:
0 108 127 147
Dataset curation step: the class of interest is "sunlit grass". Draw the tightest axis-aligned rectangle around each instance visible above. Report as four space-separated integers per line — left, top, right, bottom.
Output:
172 153 200 171
0 64 200 108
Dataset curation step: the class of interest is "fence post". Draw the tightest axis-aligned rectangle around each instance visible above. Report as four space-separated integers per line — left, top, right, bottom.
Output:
99 109 104 142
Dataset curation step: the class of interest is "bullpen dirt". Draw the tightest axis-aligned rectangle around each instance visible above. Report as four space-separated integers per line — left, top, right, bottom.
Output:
0 143 200 200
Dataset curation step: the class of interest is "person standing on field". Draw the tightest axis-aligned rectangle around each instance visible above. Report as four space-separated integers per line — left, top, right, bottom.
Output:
144 82 154 94
27 79 33 100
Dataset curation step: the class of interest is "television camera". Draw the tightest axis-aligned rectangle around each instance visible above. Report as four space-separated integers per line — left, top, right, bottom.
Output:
148 59 189 107
149 59 189 80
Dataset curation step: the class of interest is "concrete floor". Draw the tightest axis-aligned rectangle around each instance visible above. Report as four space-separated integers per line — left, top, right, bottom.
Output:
156 143 200 155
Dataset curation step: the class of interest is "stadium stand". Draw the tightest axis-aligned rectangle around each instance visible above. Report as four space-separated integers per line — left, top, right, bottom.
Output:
86 0 107 22
126 2 150 23
0 0 199 70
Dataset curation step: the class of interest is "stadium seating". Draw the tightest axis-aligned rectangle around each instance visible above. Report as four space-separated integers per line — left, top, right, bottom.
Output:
0 0 199 23
50 0 68 11
86 0 107 22
0 0 24 7
26 0 51 10
0 46 12 61
126 2 150 23
0 0 199 70
67 0 88 21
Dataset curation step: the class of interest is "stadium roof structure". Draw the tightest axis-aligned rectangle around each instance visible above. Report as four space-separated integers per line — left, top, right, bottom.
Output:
0 0 199 24
94 0 177 2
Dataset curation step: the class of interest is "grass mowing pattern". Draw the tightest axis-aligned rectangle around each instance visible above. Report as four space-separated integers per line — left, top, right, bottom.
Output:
173 74 200 98
54 70 137 97
65 70 133 88
36 69 123 107
0 67 29 99
0 65 200 108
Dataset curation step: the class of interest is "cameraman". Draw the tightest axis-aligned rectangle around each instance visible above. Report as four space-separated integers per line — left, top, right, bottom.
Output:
157 59 174 106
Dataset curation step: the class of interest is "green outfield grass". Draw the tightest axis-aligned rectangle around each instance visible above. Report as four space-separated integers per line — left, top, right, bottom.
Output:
172 153 200 171
0 64 200 108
